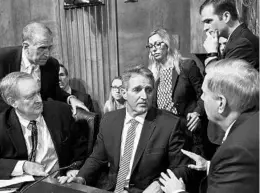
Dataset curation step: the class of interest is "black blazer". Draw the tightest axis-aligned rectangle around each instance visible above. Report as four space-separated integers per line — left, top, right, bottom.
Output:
71 89 94 112
222 23 259 70
77 107 192 193
0 46 70 111
0 101 87 179
154 59 205 117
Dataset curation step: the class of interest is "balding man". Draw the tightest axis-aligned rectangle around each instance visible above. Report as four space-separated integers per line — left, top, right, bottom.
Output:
0 22 88 114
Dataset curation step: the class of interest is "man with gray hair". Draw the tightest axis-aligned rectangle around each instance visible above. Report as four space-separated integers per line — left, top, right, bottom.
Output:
58 66 191 193
0 22 88 114
0 72 87 179
159 59 259 193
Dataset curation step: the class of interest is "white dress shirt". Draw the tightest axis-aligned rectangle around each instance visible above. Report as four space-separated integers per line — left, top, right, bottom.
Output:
11 112 59 176
120 111 147 184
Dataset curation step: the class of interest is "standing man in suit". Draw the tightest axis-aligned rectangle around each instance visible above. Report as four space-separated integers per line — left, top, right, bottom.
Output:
0 22 88 114
159 59 259 193
58 66 191 193
0 72 87 179
201 0 259 70
59 64 94 112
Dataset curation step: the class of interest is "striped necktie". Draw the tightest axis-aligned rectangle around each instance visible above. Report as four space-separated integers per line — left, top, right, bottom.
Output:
28 120 38 162
115 119 139 193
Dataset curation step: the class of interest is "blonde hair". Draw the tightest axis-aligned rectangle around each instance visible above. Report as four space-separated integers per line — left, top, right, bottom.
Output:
147 28 183 80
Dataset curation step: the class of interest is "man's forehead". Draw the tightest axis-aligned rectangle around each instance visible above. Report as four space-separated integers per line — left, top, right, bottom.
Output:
128 74 152 86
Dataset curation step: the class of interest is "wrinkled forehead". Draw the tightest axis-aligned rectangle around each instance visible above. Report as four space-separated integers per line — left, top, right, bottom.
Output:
128 74 153 88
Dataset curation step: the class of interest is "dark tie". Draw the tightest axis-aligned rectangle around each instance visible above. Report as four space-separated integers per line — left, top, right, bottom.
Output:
28 120 38 162
115 119 139 193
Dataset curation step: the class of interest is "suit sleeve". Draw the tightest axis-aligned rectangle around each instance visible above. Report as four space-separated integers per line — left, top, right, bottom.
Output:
207 145 258 193
84 94 94 112
77 116 108 186
0 158 20 179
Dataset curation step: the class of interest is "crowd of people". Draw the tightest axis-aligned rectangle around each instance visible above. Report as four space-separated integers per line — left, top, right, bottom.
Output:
0 0 258 193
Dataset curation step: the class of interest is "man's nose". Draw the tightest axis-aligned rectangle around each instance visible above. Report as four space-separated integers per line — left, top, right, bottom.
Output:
140 89 148 99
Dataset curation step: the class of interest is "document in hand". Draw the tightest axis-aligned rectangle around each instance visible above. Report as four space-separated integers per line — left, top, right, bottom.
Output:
0 175 35 189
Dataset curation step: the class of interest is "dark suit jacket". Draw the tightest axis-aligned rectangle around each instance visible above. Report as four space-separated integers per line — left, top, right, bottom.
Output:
71 89 94 112
222 23 259 70
154 59 205 118
77 107 192 193
0 101 87 179
181 111 259 193
0 46 70 111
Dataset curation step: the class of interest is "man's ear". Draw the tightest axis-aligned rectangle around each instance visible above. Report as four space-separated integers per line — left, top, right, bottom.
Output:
217 94 227 114
121 88 127 100
22 41 30 50
7 97 17 108
222 11 231 23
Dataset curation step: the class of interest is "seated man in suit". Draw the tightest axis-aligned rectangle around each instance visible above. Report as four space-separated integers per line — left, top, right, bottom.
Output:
59 64 94 112
159 59 259 193
0 22 88 114
0 72 87 179
58 66 191 193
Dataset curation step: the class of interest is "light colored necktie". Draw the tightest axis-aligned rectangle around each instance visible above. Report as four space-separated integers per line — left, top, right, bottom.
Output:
114 119 139 193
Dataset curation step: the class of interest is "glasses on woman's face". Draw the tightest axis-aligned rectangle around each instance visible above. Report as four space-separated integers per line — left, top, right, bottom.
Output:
111 86 122 91
146 41 165 50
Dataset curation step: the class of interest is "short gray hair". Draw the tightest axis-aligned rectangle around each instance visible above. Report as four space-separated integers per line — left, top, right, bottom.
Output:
122 65 155 90
0 72 34 105
22 22 52 44
205 59 259 112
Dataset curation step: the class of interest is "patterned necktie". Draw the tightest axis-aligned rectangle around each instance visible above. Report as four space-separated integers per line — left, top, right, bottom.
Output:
28 120 38 162
115 119 139 193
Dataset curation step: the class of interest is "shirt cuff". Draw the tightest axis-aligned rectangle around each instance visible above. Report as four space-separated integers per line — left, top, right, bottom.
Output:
67 95 76 105
11 161 25 176
206 161 211 175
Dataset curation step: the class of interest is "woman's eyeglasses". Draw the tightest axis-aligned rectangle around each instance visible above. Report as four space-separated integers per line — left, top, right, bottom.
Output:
146 41 165 50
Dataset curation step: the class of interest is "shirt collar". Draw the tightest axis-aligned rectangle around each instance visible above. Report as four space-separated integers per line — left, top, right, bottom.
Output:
15 110 42 129
125 110 147 125
227 23 242 42
222 120 236 143
22 49 33 68
65 86 72 94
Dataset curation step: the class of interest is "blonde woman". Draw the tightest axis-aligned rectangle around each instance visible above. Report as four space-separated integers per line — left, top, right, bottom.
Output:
147 28 206 155
104 76 125 114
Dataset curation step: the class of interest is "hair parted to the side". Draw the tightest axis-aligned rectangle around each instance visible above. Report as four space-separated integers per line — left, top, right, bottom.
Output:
147 28 183 80
199 0 239 20
205 59 259 112
122 65 155 90
0 72 34 105
22 22 53 44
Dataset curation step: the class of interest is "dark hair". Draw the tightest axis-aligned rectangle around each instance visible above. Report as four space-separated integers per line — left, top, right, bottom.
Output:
59 64 69 76
122 65 155 90
199 0 238 20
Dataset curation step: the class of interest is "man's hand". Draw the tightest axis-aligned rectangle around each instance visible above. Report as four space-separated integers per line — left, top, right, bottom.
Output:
159 169 185 193
204 30 219 53
69 97 89 115
22 161 47 176
143 181 163 193
186 112 200 132
181 149 207 171
66 169 79 177
57 176 85 184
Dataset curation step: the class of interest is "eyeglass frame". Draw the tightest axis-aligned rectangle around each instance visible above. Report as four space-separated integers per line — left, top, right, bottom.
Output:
111 86 122 91
145 41 166 50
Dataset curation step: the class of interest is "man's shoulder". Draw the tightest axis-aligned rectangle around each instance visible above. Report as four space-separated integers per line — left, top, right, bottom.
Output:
43 101 71 115
72 89 90 98
153 108 180 123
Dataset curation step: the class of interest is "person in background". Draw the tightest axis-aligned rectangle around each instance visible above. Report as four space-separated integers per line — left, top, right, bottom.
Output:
59 64 94 112
218 36 227 56
159 59 259 193
58 66 191 193
147 28 206 157
103 76 125 114
0 72 87 179
0 22 88 114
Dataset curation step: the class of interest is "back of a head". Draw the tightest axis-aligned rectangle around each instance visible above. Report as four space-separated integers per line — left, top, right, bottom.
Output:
199 0 239 21
22 22 52 43
121 65 155 90
205 59 259 113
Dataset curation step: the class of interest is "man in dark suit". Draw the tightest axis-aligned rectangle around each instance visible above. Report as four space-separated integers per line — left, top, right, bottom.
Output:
200 0 259 147
0 72 87 179
159 59 259 193
58 66 191 193
59 64 94 112
0 22 88 114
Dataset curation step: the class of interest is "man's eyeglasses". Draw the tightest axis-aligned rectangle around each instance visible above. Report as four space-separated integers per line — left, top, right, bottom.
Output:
146 41 165 50
111 86 122 91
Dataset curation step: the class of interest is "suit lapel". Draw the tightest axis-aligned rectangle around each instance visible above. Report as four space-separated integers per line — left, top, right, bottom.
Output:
10 46 23 72
171 68 179 97
131 108 157 173
7 109 28 158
